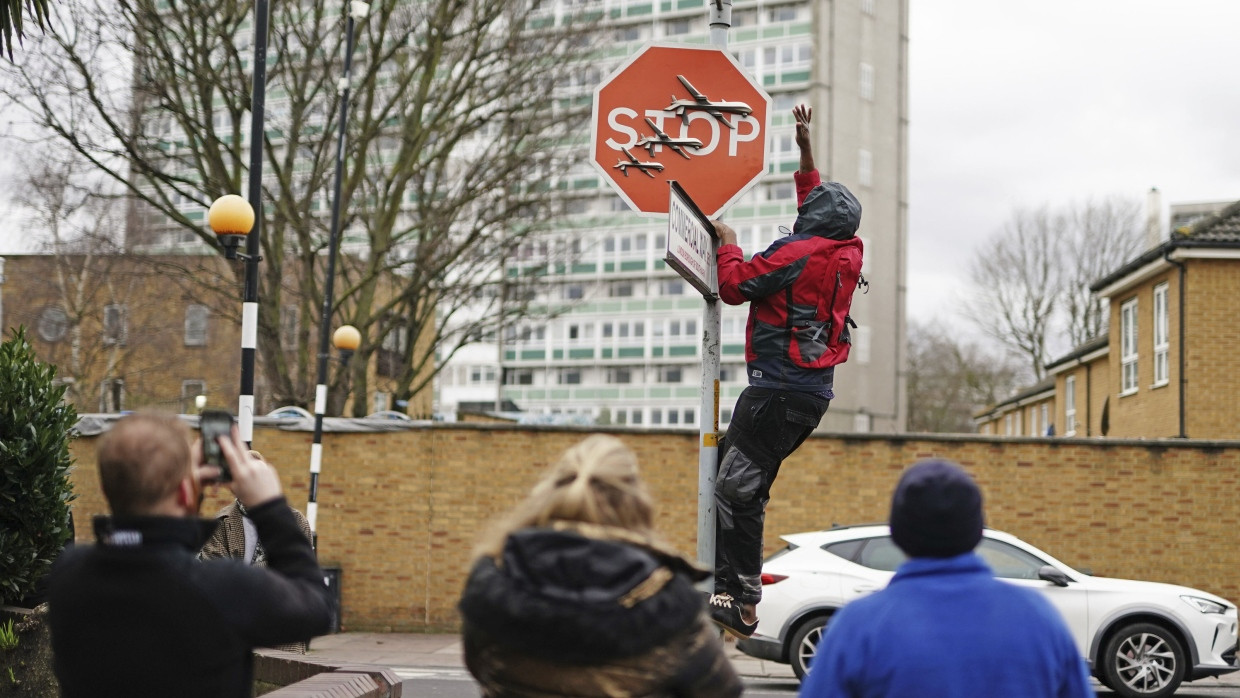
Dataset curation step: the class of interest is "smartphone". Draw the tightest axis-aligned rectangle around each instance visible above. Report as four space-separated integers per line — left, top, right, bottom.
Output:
200 409 236 482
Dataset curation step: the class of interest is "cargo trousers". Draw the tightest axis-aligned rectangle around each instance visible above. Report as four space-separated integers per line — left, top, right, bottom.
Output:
713 386 830 606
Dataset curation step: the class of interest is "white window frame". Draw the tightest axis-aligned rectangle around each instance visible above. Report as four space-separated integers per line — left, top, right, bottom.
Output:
1040 403 1049 436
1120 298 1139 395
1064 374 1076 436
1152 283 1169 387
1030 406 1039 437
858 149 873 187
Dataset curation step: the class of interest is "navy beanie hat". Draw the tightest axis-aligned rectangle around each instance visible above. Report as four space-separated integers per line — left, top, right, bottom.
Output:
889 460 984 558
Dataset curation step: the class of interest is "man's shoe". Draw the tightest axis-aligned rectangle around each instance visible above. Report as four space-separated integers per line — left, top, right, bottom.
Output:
708 592 758 638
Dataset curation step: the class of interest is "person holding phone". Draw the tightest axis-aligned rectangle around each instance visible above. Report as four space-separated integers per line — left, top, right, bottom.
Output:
47 412 335 698
200 449 314 653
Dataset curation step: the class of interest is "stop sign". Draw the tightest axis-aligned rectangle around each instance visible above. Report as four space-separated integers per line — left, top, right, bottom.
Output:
591 43 771 218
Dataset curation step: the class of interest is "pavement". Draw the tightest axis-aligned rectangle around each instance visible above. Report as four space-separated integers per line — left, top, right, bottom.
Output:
307 631 795 680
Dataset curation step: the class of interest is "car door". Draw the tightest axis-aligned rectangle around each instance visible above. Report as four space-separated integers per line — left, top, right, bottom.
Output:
975 538 1091 655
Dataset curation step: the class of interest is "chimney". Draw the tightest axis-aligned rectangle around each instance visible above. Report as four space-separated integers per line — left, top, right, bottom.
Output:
1145 187 1163 249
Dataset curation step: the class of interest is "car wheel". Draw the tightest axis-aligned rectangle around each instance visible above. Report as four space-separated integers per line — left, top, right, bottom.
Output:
1101 622 1185 698
789 615 830 681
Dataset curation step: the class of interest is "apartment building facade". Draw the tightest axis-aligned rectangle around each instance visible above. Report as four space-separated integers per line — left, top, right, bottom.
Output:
438 0 910 433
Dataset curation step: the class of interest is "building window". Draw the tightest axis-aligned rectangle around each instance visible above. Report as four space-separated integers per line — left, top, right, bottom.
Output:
506 369 534 385
559 369 581 385
1013 410 1022 436
659 367 682 383
104 304 128 346
38 306 69 343
1153 283 1169 387
1120 298 1138 395
651 409 662 425
861 0 875 15
610 282 634 298
373 392 389 414
859 63 874 101
858 149 873 187
564 284 584 300
185 304 208 347
377 325 407 379
1040 403 1049 436
100 379 125 413
1004 413 1012 436
1029 405 1039 437
611 368 632 384
181 380 206 414
631 410 643 425
1064 374 1077 436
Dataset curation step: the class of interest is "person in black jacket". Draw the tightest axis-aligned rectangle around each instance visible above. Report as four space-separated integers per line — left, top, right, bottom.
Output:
48 412 335 698
458 434 743 697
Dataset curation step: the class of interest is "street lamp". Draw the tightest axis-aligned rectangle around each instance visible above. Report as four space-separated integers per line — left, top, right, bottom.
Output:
333 324 361 364
306 0 369 551
307 323 362 550
209 193 262 450
207 195 255 260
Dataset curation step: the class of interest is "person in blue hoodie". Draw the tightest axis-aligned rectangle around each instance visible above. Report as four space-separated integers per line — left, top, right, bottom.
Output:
800 460 1093 698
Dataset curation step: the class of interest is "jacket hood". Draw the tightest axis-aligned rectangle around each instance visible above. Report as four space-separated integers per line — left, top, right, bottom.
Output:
792 181 862 240
459 526 706 663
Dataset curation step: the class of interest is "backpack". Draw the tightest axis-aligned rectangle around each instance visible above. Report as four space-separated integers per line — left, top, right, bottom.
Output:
787 237 866 369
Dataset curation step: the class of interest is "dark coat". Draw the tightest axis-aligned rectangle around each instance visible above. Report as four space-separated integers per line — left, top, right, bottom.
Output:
48 498 335 698
459 523 743 697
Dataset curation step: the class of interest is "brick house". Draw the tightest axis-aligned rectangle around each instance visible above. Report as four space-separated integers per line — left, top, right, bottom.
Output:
0 252 433 417
976 200 1240 438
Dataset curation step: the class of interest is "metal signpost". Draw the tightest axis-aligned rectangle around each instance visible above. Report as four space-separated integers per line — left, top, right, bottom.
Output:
667 182 721 568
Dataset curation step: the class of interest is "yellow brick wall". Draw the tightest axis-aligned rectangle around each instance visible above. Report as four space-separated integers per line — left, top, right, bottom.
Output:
1185 260 1240 438
66 423 1240 631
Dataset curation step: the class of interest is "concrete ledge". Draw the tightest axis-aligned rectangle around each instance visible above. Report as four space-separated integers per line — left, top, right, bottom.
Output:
254 652 402 697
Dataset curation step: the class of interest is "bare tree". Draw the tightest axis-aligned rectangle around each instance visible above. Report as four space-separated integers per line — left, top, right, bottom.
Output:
963 197 1145 379
1 0 597 415
906 321 1026 433
1061 196 1145 346
13 150 129 409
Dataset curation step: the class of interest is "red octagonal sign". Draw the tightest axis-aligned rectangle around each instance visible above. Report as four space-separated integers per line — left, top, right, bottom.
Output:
591 43 771 218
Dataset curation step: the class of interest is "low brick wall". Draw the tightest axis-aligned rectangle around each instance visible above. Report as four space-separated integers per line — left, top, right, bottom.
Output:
66 424 1240 631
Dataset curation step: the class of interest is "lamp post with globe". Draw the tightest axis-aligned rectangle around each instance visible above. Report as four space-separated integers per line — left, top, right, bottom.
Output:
208 194 261 446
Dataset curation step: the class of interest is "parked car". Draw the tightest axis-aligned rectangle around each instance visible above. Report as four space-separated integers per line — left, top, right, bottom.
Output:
738 524 1238 698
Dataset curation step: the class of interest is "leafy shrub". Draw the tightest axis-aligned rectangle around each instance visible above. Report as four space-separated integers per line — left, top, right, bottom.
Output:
0 327 77 606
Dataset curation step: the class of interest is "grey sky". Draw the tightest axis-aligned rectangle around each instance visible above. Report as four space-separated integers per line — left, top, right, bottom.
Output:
907 0 1240 331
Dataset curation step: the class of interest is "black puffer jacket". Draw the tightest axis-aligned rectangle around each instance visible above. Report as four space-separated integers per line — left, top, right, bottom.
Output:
459 523 742 697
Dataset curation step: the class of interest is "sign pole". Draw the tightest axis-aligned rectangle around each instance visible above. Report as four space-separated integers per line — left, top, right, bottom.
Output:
695 0 731 577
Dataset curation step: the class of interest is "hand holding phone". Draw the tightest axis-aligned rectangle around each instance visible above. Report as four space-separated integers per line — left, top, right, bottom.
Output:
199 410 236 482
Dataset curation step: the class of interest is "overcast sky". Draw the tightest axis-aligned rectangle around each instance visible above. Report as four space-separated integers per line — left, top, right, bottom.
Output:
906 0 1240 330
3 1 1239 334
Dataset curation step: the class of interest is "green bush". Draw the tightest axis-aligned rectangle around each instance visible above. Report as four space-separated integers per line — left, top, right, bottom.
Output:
0 327 77 606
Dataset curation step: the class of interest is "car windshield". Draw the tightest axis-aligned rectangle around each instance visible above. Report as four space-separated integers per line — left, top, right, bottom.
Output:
827 535 1053 580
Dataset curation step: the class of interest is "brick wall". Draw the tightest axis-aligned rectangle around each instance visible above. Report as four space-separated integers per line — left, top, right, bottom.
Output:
1186 260 1240 438
67 424 1240 631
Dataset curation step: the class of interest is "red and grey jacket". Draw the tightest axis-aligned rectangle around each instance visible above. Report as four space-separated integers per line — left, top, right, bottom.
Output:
717 170 863 392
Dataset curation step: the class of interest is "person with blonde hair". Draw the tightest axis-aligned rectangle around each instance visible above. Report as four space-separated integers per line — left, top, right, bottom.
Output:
459 434 742 697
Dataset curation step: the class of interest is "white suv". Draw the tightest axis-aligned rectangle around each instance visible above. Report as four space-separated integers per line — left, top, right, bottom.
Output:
737 524 1238 698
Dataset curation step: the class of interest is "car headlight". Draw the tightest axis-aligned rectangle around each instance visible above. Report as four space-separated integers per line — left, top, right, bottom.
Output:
1181 595 1228 615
